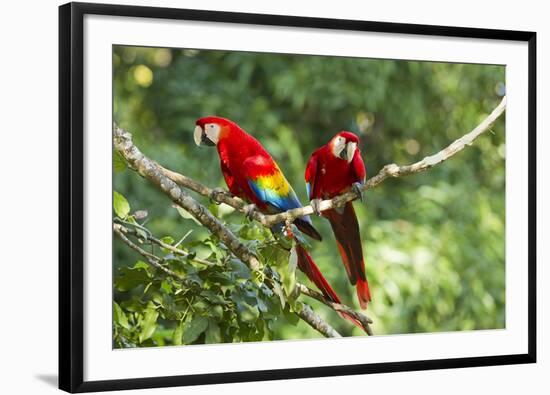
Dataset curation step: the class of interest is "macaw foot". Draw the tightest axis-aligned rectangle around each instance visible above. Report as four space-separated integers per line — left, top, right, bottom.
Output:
310 199 323 216
209 187 227 204
243 204 258 220
352 182 365 202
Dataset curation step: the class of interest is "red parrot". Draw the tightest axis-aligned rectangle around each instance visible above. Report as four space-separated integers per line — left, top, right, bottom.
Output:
305 131 371 309
193 116 345 308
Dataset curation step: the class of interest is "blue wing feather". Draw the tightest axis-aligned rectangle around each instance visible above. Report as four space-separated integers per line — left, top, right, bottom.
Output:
242 155 315 230
248 179 303 212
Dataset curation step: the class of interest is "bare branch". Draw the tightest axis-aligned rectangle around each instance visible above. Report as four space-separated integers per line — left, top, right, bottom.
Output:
117 219 356 334
161 96 506 227
114 224 191 285
296 283 374 335
114 124 262 273
254 96 508 225
159 165 263 221
296 304 342 338
115 222 341 338
114 96 504 337
114 125 341 337
114 218 214 266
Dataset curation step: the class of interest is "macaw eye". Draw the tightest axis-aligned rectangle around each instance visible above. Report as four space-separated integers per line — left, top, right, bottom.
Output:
204 123 221 144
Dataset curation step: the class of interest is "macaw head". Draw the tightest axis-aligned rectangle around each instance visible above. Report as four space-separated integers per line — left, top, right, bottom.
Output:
194 116 236 147
329 131 360 163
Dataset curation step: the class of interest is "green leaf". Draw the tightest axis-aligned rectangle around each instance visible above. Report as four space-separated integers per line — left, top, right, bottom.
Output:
113 150 127 173
237 301 260 323
113 302 129 329
229 259 251 280
260 293 282 319
284 247 298 295
205 320 222 343
113 191 130 219
272 281 286 308
210 305 224 320
135 227 148 240
201 290 229 305
289 299 303 314
264 244 296 297
283 306 299 326
172 322 184 346
183 316 209 344
175 206 201 225
160 236 175 245
208 203 219 218
139 308 159 343
160 280 172 294
114 262 151 292
133 261 150 270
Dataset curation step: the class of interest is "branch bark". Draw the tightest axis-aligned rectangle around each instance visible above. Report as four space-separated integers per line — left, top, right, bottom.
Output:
114 218 214 266
114 124 262 273
114 224 192 286
114 96 504 337
296 283 373 335
161 96 506 226
114 222 341 338
296 305 342 338
119 218 368 337
114 125 342 337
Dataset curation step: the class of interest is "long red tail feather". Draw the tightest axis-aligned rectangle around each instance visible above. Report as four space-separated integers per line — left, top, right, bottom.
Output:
294 243 365 331
356 278 371 310
295 244 339 304
325 202 371 309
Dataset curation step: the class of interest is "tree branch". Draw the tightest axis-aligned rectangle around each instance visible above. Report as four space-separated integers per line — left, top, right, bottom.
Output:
114 223 192 285
161 96 506 226
114 96 504 339
296 283 373 336
120 217 367 336
296 305 342 338
114 124 342 337
114 222 341 337
114 124 262 273
114 218 214 266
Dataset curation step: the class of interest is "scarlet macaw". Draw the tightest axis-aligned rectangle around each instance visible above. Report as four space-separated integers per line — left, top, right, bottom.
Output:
193 116 344 307
305 131 371 309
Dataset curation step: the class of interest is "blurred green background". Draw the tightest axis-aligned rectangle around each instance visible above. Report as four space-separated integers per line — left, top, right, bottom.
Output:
113 45 505 341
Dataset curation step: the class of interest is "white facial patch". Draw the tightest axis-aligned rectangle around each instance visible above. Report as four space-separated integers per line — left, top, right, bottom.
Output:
204 123 221 145
331 136 346 157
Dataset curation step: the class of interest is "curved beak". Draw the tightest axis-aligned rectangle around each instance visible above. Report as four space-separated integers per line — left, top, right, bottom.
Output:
193 125 215 147
340 142 357 163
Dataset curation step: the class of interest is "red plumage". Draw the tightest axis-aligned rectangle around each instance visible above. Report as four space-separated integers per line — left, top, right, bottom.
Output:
195 117 366 327
196 116 272 209
305 131 371 309
196 116 321 240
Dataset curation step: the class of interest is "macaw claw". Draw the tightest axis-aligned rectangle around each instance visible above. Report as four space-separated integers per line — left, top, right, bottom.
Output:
209 187 227 204
243 203 258 220
310 199 323 216
352 182 364 202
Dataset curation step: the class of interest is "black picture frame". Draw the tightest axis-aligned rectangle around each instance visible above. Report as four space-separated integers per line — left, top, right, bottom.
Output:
59 2 537 393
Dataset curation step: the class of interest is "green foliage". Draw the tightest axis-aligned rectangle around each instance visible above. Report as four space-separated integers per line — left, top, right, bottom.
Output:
113 46 506 345
113 196 298 347
113 191 130 219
